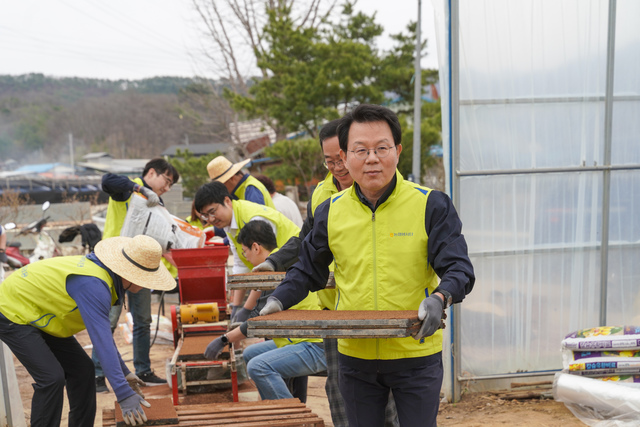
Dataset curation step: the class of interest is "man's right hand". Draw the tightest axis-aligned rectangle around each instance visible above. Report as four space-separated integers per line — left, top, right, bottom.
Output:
138 187 160 207
118 393 150 426
204 336 226 360
252 260 275 272
259 296 283 316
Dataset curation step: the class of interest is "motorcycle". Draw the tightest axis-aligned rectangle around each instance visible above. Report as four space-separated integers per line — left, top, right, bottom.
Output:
1 222 30 283
18 201 62 263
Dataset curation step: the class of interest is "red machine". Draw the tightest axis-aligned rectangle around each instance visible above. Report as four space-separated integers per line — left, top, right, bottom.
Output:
168 244 240 405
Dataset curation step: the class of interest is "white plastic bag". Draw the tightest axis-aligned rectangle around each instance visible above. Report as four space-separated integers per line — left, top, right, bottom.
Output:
120 193 204 251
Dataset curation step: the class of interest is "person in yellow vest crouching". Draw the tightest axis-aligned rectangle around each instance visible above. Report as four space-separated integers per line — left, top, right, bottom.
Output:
0 235 176 427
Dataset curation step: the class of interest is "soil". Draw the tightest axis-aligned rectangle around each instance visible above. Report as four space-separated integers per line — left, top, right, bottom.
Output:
8 299 583 426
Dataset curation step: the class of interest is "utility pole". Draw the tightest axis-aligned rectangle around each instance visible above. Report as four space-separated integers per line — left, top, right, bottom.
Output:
412 0 422 183
69 133 75 175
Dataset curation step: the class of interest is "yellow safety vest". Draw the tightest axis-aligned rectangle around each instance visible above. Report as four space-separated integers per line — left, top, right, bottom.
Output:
234 175 275 209
310 172 341 310
0 256 117 338
328 170 441 360
230 200 300 270
102 177 143 240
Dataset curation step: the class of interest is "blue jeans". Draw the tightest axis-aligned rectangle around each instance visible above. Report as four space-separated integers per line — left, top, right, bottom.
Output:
92 288 152 376
243 340 327 400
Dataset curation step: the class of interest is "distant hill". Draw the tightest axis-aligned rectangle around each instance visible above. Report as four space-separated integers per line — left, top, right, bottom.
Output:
0 74 234 163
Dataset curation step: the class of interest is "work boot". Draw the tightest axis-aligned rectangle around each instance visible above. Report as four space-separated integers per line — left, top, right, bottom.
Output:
96 376 110 393
138 371 167 386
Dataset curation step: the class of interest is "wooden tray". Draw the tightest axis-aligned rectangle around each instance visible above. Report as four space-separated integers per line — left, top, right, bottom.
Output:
226 272 335 291
104 398 324 426
247 310 420 339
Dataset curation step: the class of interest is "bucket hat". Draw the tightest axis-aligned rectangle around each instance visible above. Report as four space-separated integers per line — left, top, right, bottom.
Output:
95 235 176 291
207 156 251 182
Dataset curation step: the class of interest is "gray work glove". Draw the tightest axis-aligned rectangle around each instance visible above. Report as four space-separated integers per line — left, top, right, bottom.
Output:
138 186 160 207
229 304 239 323
414 295 446 340
118 393 150 426
234 307 251 323
259 296 283 316
252 260 275 272
204 336 227 360
125 372 146 398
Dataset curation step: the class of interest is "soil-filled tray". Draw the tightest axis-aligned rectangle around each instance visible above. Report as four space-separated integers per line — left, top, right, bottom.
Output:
247 310 421 339
115 397 177 427
226 271 335 290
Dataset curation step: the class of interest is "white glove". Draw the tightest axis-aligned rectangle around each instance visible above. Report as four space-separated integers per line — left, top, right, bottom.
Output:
252 260 275 272
138 186 160 207
125 372 146 398
259 296 283 316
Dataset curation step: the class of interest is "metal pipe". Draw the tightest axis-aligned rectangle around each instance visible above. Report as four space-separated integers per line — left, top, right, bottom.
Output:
458 163 640 177
458 369 560 382
459 94 640 105
412 0 422 183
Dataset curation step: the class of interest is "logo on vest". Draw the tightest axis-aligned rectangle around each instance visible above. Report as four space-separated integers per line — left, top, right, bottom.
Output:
389 232 414 237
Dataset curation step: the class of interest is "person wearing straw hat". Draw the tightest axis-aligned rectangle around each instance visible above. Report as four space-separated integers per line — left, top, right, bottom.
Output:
207 155 275 209
0 235 176 427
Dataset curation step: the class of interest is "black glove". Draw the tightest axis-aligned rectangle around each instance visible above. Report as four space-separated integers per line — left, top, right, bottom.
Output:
414 295 446 340
0 249 7 263
234 307 251 323
204 336 226 360
259 296 283 316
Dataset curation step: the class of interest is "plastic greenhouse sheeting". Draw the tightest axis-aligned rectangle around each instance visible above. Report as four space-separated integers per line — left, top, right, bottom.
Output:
433 0 640 386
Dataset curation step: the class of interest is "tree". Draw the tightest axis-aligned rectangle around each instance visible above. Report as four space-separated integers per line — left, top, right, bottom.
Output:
263 137 325 198
168 149 221 198
225 2 385 139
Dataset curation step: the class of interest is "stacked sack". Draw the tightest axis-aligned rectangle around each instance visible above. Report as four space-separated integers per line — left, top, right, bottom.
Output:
561 325 640 381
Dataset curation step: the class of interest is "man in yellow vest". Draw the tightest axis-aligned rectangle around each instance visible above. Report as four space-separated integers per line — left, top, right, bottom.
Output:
261 104 476 427
93 158 180 393
193 181 299 324
0 235 176 427
207 155 276 322
253 119 399 426
203 220 327 401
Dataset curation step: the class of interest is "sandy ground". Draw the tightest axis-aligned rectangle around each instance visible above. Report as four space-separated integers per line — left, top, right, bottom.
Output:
8 297 583 426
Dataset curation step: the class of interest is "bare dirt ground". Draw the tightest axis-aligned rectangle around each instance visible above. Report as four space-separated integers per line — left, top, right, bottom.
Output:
9 299 583 426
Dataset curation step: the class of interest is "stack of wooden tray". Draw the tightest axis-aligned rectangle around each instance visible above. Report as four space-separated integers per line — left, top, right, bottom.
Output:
247 310 420 339
227 272 335 291
103 398 325 426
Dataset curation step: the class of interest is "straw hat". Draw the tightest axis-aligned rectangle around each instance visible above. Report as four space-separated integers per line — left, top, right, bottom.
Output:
95 235 176 291
207 156 251 182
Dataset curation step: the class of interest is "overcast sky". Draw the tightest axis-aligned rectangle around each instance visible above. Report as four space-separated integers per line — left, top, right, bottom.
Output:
0 0 439 81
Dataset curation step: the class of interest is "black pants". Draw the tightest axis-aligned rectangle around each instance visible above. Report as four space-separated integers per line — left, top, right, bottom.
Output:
339 353 443 427
0 313 96 427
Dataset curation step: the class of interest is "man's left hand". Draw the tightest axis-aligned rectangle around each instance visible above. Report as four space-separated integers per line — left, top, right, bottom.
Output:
125 372 146 398
414 294 446 340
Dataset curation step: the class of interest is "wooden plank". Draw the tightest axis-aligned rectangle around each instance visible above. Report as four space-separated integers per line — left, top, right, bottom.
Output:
246 310 420 339
227 273 335 290
247 328 418 339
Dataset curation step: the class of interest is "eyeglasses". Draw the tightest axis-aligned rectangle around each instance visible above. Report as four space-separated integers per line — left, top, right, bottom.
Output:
323 159 344 170
348 145 395 160
199 205 219 221
161 174 174 188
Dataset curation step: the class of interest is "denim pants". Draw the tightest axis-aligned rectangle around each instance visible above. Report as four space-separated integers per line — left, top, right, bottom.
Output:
243 340 327 400
93 288 152 376
0 313 96 427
